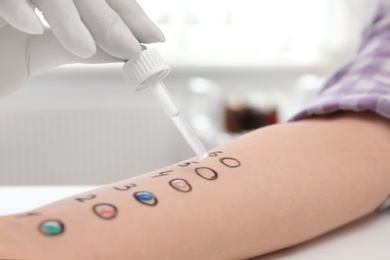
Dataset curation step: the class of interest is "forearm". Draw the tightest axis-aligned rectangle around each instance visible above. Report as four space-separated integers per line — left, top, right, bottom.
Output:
1 112 390 259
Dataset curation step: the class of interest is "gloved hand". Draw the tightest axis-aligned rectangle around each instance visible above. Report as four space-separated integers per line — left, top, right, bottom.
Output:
0 0 165 97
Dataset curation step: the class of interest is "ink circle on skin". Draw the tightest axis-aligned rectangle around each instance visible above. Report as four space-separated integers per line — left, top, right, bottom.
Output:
219 157 241 168
39 219 65 236
134 191 158 206
195 167 218 181
93 203 118 220
169 178 192 193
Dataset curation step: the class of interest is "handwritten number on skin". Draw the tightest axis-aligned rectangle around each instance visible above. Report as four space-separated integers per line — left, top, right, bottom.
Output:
208 151 223 157
178 161 199 167
75 194 97 203
152 170 173 178
113 183 137 191
15 212 41 218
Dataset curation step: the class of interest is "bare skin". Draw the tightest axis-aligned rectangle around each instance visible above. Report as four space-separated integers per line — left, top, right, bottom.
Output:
0 112 389 259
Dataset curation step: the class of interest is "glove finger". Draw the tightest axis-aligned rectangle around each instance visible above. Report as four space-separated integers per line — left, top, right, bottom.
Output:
0 25 31 97
74 0 141 60
31 0 96 58
0 17 7 28
106 0 165 43
27 28 120 78
0 0 44 34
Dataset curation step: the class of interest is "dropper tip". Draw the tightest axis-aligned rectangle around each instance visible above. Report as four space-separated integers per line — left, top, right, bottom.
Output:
199 152 209 160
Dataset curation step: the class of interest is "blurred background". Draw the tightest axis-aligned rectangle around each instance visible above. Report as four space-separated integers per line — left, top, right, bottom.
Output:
0 0 374 184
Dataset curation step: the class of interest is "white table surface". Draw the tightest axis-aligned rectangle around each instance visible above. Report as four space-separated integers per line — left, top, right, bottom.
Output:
0 186 389 260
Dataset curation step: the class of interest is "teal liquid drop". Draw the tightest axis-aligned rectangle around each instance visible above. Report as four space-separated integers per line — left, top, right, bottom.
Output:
40 220 64 236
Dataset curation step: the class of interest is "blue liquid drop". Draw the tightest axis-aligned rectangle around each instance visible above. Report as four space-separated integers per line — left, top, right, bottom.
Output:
136 192 153 201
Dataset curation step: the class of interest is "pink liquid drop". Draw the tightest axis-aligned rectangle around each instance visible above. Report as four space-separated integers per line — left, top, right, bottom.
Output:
170 179 191 192
96 205 117 219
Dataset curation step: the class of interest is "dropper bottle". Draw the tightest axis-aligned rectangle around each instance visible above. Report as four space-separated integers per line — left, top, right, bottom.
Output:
122 47 209 160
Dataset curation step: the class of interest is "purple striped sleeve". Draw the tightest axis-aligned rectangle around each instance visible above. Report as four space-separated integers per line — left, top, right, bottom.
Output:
290 1 390 121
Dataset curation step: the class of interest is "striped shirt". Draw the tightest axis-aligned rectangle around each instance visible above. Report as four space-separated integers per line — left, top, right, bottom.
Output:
291 1 390 121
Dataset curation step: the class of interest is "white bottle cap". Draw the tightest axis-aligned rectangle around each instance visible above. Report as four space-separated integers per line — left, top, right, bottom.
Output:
122 49 170 92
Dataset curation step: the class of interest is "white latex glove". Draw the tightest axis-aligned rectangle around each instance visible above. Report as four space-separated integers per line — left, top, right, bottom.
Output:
0 0 165 97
